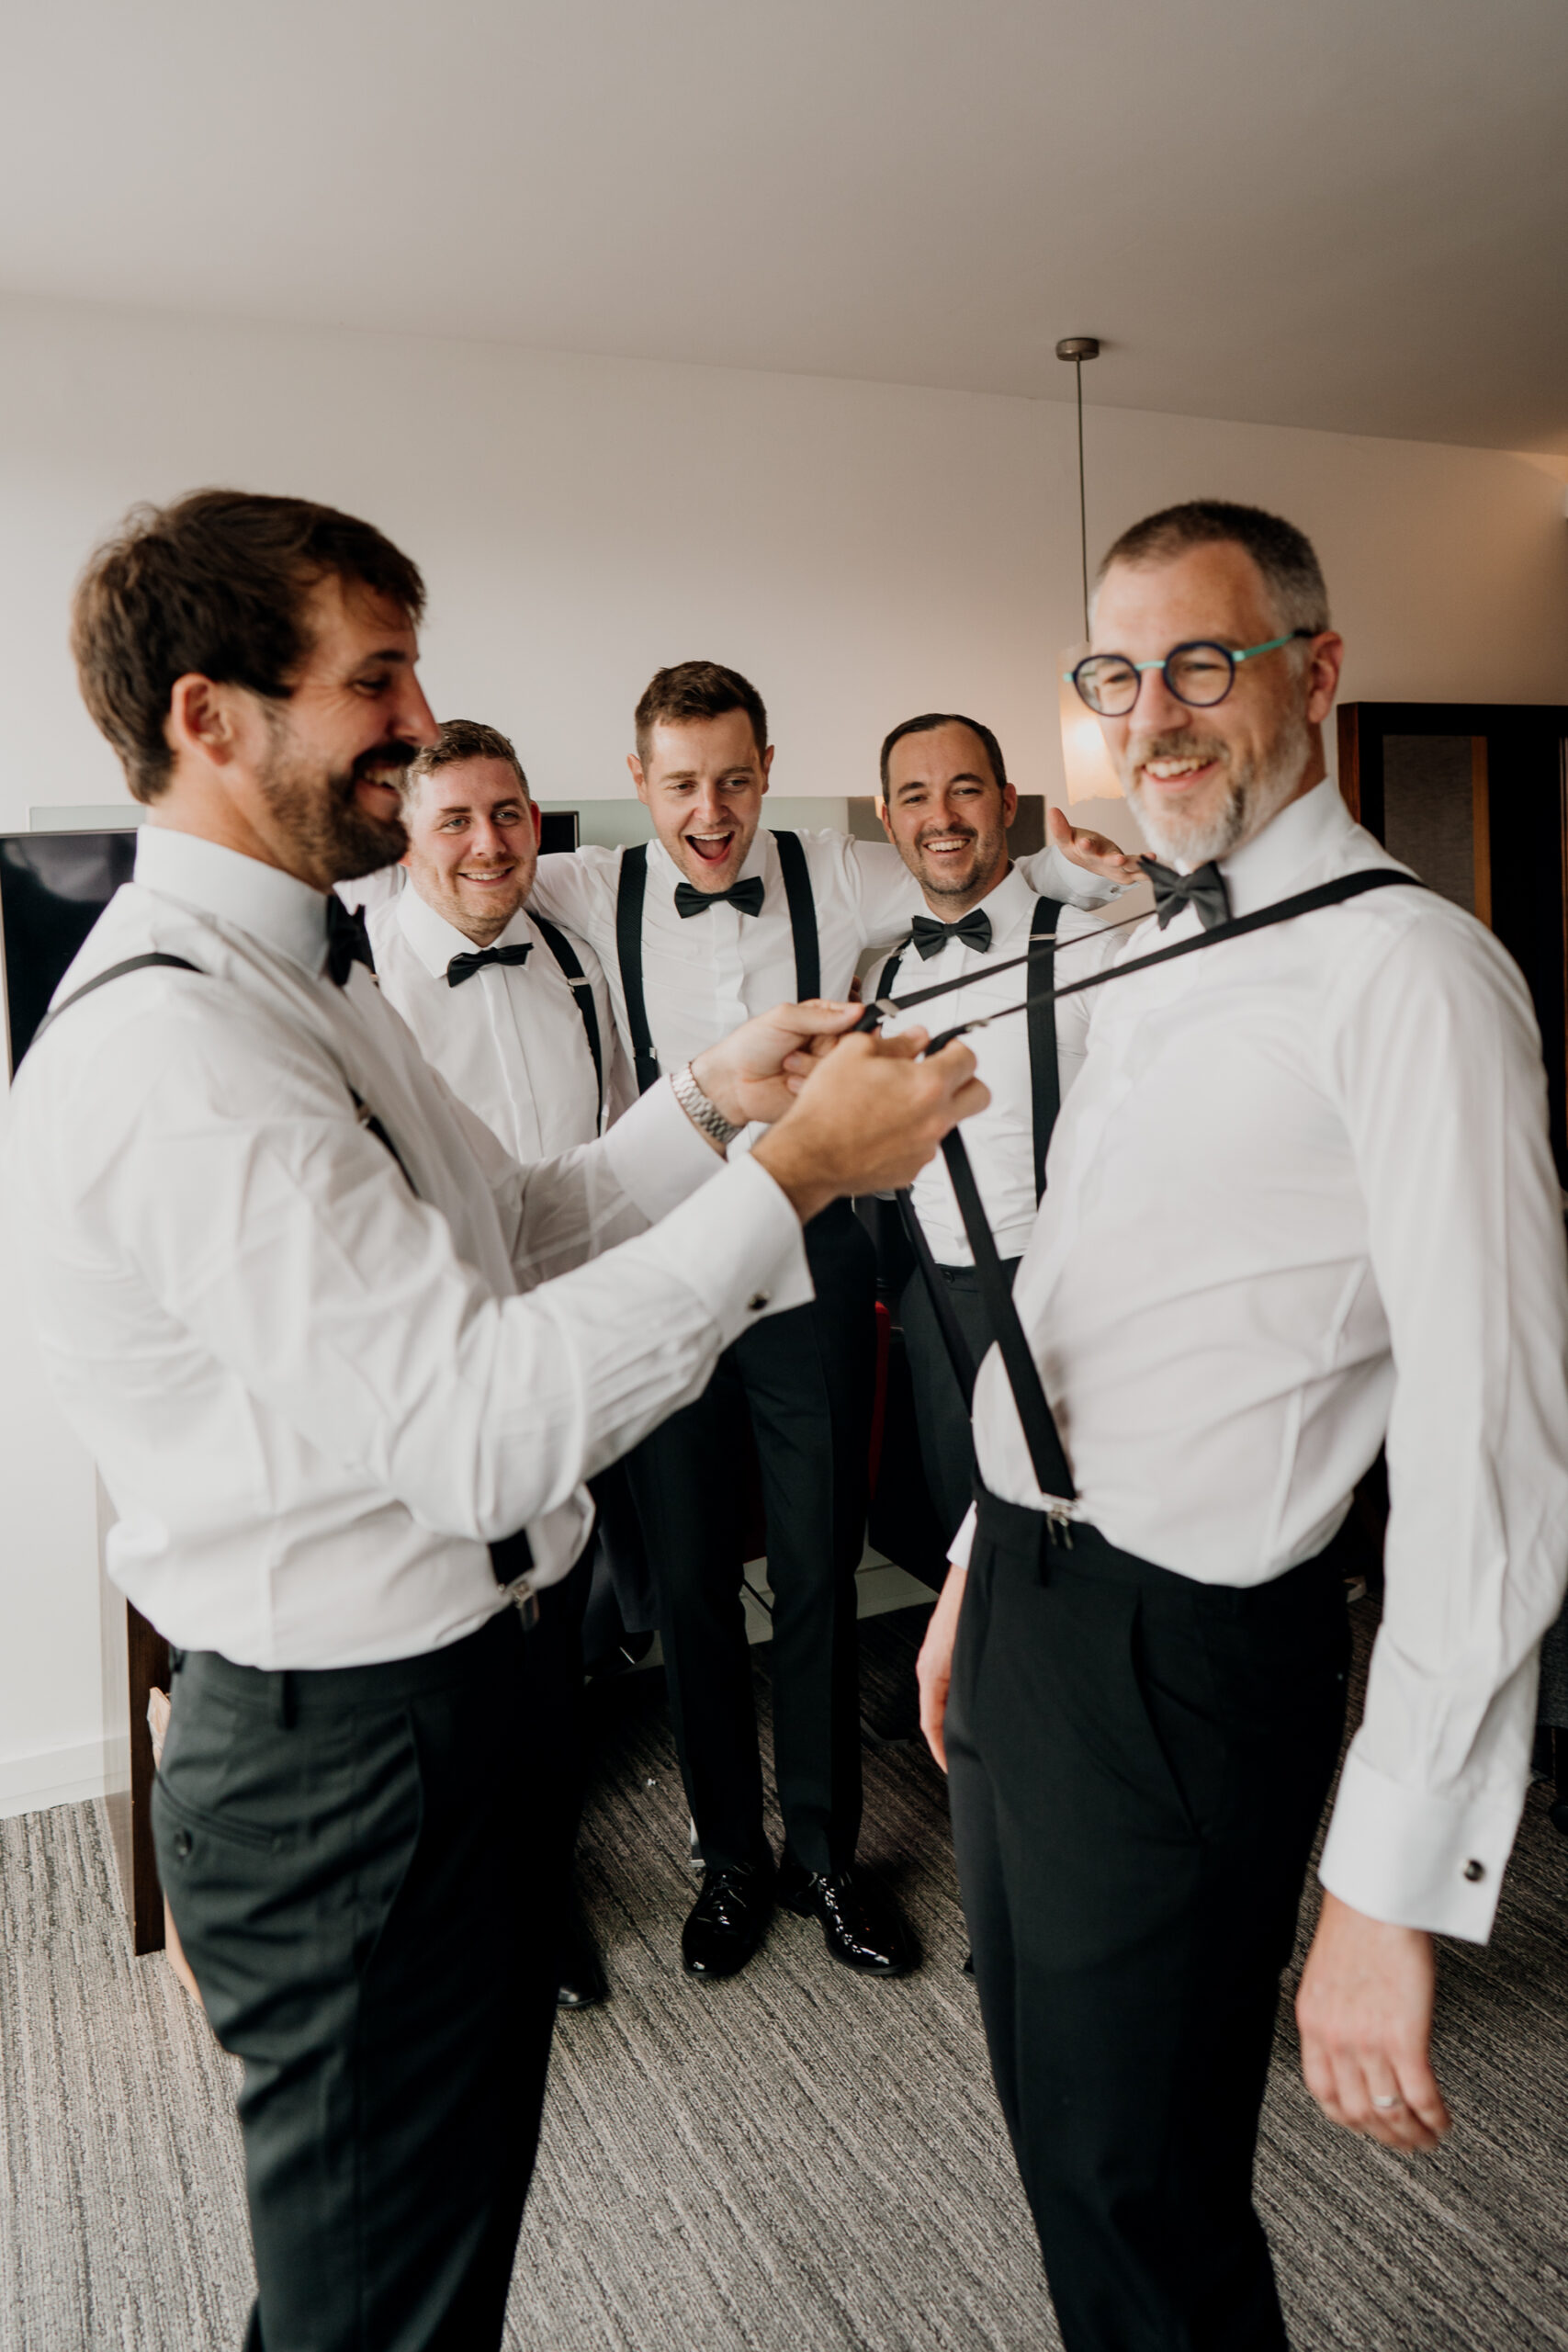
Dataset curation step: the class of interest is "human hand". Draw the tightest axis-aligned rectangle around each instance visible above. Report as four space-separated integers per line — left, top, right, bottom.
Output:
690 1000 863 1132
1047 801 1144 884
750 1029 987 1223
916 1564 968 1770
1296 1891 1451 2152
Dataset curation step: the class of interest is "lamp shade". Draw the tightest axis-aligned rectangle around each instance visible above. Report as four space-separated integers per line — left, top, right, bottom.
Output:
1057 646 1123 805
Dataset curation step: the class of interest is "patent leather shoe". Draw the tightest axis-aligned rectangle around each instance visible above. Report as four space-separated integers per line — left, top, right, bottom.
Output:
557 1902 609 2009
777 1860 914 1976
681 1858 774 1981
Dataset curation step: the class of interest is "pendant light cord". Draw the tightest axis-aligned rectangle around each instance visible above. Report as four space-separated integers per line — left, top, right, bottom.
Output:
1075 358 1089 641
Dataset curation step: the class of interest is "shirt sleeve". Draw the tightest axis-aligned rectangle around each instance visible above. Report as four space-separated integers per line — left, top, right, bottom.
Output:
1013 843 1125 910
70 995 812 1552
1316 908 1568 1939
525 847 619 956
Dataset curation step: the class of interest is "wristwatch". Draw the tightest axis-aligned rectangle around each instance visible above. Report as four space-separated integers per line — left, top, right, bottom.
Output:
671 1060 743 1150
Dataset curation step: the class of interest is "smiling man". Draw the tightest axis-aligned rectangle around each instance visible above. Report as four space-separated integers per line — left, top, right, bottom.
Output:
915 499 1568 2352
529 660 1136 1988
872 711 1110 1543
3 492 989 2352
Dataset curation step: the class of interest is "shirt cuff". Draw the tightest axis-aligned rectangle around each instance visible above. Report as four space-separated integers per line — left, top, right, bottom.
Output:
948 1503 978 1571
597 1071 728 1224
1317 1746 1529 1942
637 1150 815 1339
1035 843 1125 910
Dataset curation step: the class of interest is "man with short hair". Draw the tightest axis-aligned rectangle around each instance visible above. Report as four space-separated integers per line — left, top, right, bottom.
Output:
3 489 985 2352
530 661 1137 1984
368 716 637 2009
872 708 1108 1542
916 498 1568 2351
369 717 629 1159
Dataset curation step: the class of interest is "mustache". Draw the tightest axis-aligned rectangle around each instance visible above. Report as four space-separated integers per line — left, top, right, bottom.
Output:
1131 730 1229 767
345 741 418 786
916 824 978 845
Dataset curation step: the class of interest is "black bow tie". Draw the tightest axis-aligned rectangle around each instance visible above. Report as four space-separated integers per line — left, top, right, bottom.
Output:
674 876 766 920
909 909 994 961
446 943 533 988
325 898 377 987
1141 858 1233 933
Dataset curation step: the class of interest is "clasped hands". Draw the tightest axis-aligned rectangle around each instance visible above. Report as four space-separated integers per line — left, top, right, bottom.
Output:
688 999 987 1226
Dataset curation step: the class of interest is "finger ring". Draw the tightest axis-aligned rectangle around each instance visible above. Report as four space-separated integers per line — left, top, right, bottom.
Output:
1371 2094 1402 2111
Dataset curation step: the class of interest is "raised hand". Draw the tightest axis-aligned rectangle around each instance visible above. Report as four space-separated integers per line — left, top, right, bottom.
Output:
1047 801 1144 885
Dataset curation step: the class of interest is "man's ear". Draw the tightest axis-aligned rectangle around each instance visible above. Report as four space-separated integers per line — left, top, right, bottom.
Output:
166 673 245 770
1303 633 1345 728
531 803 542 844
627 752 649 806
874 795 895 844
1000 782 1018 831
759 744 774 791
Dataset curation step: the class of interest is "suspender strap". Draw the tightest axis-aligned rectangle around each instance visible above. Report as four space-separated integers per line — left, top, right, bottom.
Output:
902 867 1430 1514
532 915 604 1130
614 845 661 1095
942 1125 1075 1502
772 830 820 1001
1027 894 1062 1204
28 954 200 1054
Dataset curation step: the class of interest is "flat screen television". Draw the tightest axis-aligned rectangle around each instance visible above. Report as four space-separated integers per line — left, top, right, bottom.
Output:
1 811 583 1077
1 831 138 1075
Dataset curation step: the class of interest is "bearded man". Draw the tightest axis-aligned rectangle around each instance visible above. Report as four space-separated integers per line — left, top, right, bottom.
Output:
916 499 1568 2352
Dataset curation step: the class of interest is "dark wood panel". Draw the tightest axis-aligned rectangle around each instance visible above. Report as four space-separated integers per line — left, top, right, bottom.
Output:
125 1600 169 1955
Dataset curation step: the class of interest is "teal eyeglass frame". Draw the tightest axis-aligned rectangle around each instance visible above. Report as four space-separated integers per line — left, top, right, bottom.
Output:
1066 628 1315 716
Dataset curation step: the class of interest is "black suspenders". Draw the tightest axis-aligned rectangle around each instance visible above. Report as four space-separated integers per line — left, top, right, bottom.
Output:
875 889 1066 1408
531 915 605 1130
614 831 820 1096
887 866 1430 1512
615 847 661 1096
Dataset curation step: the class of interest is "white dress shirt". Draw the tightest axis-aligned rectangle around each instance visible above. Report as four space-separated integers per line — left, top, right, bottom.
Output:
952 779 1568 1939
3 826 812 1671
529 829 1119 1147
874 866 1111 1264
368 886 633 1161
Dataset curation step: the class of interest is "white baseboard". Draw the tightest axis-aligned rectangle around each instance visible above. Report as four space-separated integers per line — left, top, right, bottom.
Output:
0 1739 107 1821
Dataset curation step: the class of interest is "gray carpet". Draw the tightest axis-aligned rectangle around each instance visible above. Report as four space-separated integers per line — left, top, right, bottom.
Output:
3 1601 1566 2352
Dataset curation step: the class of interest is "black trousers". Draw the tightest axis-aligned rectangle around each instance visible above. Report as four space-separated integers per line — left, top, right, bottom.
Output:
947 1488 1349 2352
625 1199 877 1876
153 1609 573 2352
898 1258 1021 1546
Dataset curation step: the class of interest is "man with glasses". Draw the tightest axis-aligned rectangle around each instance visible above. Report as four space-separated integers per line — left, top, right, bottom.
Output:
915 499 1568 2351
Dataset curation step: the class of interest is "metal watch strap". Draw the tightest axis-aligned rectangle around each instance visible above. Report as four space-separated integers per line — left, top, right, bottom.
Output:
671 1059 742 1148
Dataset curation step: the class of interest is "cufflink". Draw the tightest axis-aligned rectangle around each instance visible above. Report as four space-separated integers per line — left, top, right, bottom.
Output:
1462 1859 1485 1883
747 1292 771 1312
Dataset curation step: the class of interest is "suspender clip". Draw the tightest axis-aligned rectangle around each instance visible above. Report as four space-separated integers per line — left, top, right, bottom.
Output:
502 1574 541 1632
1046 1505 1076 1548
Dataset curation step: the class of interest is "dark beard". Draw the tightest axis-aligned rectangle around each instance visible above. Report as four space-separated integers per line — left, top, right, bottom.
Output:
257 719 412 885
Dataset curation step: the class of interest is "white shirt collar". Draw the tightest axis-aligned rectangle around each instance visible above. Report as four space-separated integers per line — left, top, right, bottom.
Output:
1218 777 1356 918
396 879 535 978
134 825 330 973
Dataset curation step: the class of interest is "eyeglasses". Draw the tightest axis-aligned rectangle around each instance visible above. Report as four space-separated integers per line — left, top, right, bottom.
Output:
1066 630 1315 718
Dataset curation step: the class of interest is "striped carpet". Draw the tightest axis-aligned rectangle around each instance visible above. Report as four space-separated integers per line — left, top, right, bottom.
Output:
3 1600 1566 2351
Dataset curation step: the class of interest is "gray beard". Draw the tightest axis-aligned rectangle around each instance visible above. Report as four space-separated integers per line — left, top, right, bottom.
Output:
1128 712 1311 868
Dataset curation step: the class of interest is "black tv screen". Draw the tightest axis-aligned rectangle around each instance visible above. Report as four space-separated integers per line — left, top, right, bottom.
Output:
1 831 138 1075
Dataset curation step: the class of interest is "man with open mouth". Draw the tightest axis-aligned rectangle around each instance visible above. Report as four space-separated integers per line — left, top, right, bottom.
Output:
529 659 1136 1986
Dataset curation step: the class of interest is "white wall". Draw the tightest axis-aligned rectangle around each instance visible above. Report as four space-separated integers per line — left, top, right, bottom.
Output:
4 291 1567 1804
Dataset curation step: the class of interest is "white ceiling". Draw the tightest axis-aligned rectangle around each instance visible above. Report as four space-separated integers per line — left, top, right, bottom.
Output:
6 0 1567 452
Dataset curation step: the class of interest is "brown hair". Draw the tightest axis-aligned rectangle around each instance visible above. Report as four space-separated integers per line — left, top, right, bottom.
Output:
634 661 768 763
71 488 427 804
1097 499 1330 634
406 718 528 800
879 711 1008 797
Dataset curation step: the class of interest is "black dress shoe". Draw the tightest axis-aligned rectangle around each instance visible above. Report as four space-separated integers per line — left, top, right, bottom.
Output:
681 1859 774 1981
557 1902 609 2009
776 1860 915 1977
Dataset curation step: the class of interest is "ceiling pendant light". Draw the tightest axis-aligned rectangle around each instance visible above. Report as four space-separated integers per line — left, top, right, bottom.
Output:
1055 335 1122 805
